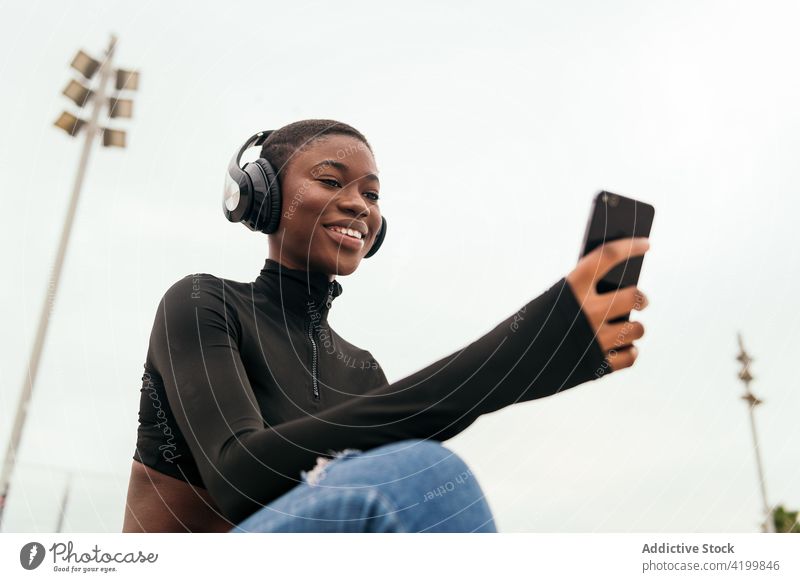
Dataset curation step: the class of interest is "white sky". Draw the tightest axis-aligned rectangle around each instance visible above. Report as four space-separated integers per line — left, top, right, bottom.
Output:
1 0 798 533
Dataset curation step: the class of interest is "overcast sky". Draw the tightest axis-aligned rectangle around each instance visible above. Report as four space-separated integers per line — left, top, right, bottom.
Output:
1 0 798 533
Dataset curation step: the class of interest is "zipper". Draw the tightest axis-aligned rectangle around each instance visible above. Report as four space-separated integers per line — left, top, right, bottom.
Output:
307 319 320 400
307 282 336 401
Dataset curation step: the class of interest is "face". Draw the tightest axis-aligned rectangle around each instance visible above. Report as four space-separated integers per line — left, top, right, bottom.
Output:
268 134 382 278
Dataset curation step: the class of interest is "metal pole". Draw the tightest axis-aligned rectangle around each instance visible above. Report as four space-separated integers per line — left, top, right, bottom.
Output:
746 403 773 532
55 473 72 533
0 35 117 530
736 332 774 533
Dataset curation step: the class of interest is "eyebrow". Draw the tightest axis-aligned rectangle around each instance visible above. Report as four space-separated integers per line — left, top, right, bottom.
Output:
310 160 380 185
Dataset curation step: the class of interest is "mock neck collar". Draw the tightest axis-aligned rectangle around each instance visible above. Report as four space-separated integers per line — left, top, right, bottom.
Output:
253 258 343 318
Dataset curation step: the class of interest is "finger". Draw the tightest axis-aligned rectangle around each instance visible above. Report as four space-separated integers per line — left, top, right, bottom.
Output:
606 344 639 372
600 286 648 321
597 320 645 352
588 237 650 281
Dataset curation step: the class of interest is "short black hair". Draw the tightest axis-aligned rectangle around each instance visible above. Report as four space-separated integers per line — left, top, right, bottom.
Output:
259 119 373 187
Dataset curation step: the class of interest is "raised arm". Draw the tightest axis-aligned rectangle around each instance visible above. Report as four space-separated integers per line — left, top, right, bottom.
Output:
151 238 650 524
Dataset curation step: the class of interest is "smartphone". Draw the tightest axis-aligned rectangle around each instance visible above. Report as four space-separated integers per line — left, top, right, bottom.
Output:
579 191 655 321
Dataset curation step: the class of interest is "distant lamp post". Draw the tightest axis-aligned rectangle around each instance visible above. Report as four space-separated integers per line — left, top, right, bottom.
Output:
53 37 138 146
736 333 775 533
0 34 139 531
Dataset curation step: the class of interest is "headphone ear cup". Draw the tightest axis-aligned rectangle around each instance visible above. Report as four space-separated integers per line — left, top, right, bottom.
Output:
364 216 387 258
223 168 254 224
243 158 282 234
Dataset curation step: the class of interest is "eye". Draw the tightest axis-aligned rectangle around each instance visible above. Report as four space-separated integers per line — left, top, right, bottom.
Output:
320 178 380 202
319 178 341 188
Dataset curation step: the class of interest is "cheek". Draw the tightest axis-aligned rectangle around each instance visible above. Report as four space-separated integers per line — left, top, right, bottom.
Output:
282 185 332 234
301 191 334 225
370 212 383 237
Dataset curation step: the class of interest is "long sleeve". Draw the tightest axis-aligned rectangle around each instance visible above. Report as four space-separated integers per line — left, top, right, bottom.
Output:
149 275 608 524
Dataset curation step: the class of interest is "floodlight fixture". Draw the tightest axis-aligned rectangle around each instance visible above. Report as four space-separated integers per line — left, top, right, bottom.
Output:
62 79 94 108
70 50 101 79
53 111 86 136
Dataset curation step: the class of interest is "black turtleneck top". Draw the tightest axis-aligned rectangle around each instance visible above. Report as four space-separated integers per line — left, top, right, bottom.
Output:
133 258 609 524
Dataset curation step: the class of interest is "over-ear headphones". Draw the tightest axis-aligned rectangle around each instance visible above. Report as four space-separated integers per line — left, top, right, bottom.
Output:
223 130 387 258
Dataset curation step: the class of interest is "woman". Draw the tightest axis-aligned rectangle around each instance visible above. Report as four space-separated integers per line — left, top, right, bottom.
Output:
122 119 649 533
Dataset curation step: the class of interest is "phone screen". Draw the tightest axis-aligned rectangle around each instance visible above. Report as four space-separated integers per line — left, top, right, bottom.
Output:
580 191 655 297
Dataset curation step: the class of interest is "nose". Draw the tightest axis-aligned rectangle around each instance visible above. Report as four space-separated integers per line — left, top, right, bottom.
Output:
337 184 371 220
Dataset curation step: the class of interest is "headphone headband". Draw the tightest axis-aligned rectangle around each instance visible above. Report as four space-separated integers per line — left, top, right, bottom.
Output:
227 130 273 183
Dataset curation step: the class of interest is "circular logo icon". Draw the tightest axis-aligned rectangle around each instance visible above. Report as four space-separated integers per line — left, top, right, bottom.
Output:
19 542 46 570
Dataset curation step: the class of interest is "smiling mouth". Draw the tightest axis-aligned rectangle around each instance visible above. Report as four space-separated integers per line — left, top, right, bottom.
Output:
323 224 366 241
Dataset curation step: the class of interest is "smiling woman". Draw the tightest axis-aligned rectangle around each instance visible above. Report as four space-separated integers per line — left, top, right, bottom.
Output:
123 119 650 533
256 122 384 275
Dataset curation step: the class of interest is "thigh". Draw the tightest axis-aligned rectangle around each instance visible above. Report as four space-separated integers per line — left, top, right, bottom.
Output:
230 439 497 533
229 448 404 533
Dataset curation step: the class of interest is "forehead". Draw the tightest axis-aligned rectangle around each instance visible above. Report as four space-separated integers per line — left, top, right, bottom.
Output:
296 134 377 172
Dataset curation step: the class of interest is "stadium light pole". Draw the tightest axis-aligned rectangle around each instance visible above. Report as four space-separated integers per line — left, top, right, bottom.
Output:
55 473 72 533
0 33 138 530
736 333 775 533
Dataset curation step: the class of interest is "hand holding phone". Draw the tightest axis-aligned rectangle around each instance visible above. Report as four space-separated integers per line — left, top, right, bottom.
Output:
579 191 654 298
566 191 655 372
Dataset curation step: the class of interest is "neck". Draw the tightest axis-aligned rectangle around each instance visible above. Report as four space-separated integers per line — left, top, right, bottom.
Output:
254 257 343 317
267 253 336 282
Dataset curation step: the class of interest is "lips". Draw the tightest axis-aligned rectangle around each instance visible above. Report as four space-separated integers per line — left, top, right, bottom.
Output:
322 219 369 237
322 224 365 251
324 224 364 240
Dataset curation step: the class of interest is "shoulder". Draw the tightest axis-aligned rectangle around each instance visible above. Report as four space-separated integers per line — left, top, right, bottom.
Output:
156 273 244 335
147 273 244 369
161 273 250 307
163 273 222 301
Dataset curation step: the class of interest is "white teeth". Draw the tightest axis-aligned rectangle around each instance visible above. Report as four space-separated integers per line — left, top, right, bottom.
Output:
327 225 363 240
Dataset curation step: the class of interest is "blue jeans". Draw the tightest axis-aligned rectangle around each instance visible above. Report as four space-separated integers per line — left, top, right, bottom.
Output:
229 439 497 532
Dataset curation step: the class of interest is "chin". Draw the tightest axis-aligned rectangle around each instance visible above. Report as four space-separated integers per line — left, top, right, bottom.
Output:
310 249 361 277
326 255 362 277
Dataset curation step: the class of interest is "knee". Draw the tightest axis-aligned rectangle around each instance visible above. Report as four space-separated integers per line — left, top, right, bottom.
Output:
371 440 496 532
377 439 473 480
409 439 461 465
